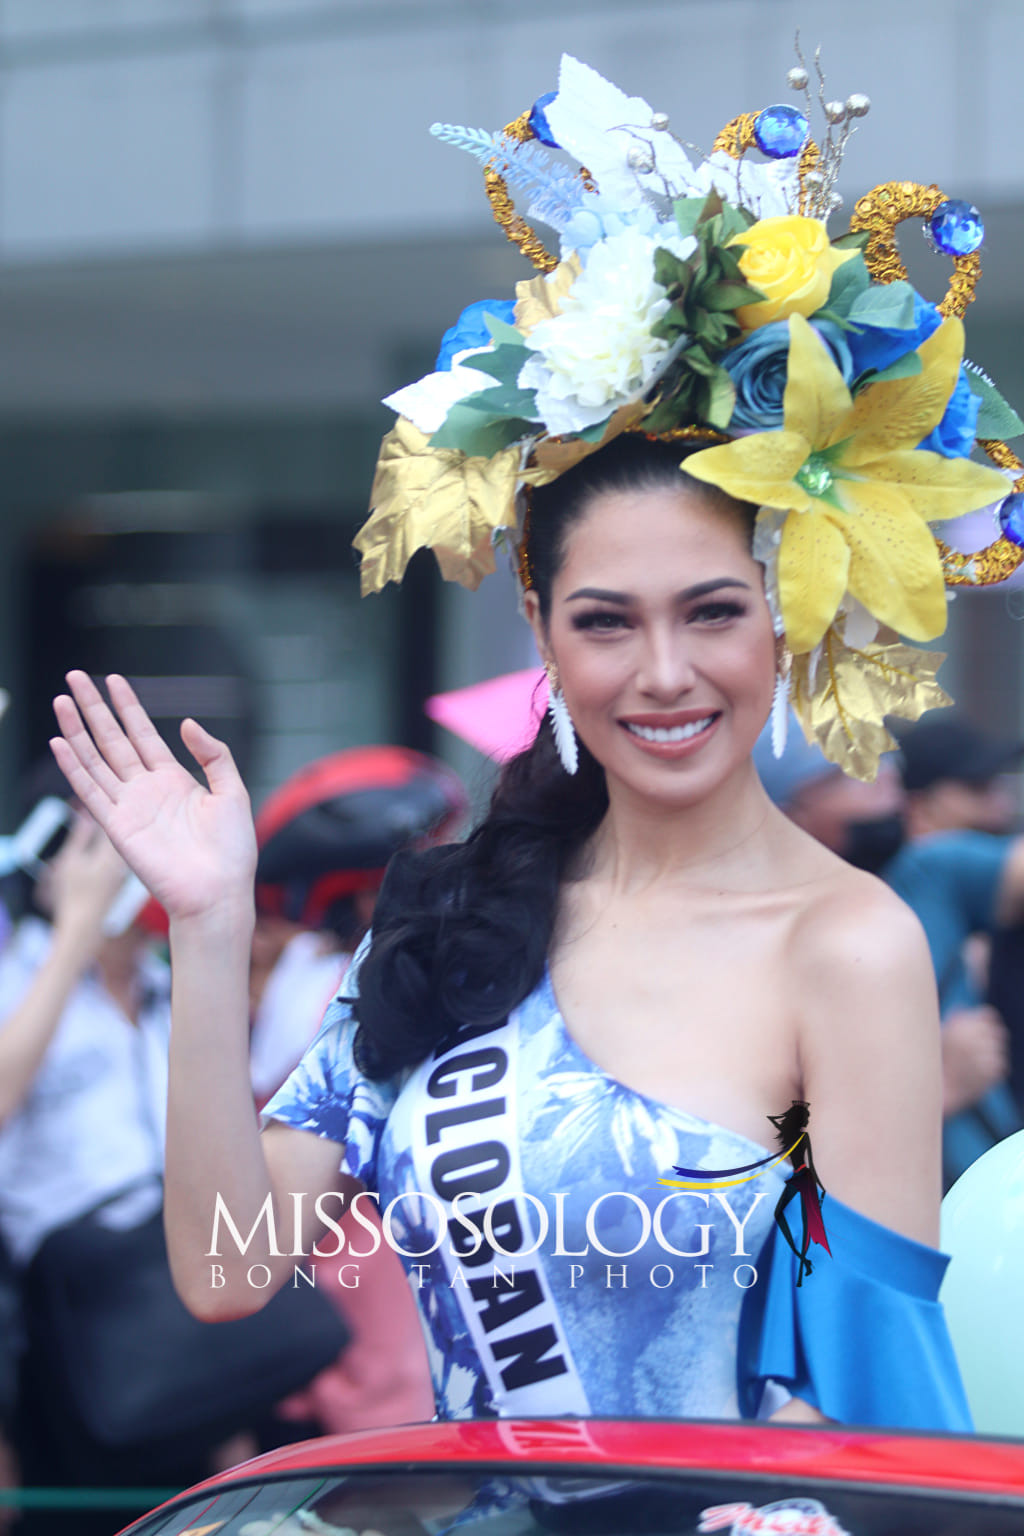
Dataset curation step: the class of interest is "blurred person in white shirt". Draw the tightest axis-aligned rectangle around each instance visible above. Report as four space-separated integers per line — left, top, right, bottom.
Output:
249 745 467 1433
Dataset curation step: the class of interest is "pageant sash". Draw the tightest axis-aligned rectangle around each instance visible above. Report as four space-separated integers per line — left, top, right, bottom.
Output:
407 1011 590 1415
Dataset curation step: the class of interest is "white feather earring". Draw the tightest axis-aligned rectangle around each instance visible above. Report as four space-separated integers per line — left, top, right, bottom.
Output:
771 632 792 759
546 666 579 775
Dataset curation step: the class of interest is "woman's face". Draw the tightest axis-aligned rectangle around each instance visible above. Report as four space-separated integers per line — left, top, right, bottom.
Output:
526 479 776 808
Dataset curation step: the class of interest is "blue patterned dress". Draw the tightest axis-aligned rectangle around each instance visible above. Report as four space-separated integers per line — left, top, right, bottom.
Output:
263 965 972 1430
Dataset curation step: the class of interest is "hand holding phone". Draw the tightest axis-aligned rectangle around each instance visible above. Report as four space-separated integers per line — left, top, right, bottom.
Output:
44 815 131 954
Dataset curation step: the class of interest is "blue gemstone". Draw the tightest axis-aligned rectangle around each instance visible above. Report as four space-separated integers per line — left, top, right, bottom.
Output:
753 104 809 159
998 492 1024 547
929 199 985 256
529 91 559 148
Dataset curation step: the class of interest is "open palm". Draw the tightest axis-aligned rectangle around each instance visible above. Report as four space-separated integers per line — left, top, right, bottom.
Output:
50 671 257 922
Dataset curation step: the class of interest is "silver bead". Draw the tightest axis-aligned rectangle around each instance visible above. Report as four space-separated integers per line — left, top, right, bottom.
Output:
650 111 670 131
804 169 825 187
828 192 844 211
845 93 871 118
787 66 809 90
627 144 655 173
824 99 847 125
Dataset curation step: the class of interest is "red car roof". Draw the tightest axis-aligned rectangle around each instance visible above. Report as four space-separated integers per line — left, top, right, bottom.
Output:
146 1417 1024 1505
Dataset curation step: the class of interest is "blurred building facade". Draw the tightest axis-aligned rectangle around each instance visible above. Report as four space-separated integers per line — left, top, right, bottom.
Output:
1 0 1023 812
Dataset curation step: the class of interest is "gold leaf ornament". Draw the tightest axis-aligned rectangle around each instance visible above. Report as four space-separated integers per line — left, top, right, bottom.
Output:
528 401 649 478
354 418 523 595
790 627 951 781
514 253 583 337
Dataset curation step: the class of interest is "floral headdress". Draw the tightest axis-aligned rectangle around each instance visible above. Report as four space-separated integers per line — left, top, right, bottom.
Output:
353 50 1024 779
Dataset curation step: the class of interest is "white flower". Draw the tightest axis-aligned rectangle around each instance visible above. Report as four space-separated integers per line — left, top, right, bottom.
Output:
560 193 662 260
518 227 677 436
559 194 697 269
679 150 800 220
382 348 502 436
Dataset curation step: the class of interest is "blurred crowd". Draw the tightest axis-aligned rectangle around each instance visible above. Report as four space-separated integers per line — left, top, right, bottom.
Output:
755 710 1024 1185
0 740 467 1531
0 701 1022 1527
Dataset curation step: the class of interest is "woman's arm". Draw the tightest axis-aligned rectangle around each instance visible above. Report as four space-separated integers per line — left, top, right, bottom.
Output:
0 818 126 1126
789 874 943 1246
49 672 356 1319
164 901 361 1319
757 881 944 1429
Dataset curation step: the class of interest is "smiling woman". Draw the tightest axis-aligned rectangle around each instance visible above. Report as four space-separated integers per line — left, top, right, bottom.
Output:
47 49 1003 1438
523 439 771 802
50 431 969 1433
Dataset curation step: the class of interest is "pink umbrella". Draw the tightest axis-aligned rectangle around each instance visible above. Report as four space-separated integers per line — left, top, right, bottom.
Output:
426 668 547 762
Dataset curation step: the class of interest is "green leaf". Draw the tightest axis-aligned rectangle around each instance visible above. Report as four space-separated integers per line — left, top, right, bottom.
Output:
682 344 717 379
467 341 531 388
855 352 923 389
689 247 710 291
672 196 714 240
639 398 673 433
966 366 1024 439
701 278 764 313
714 203 755 245
831 230 870 251
651 307 691 343
715 247 751 283
810 308 860 333
823 253 871 319
459 382 538 417
697 313 735 350
577 417 613 443
430 400 535 456
847 279 917 329
641 386 693 433
653 247 691 292
484 315 526 348
703 365 736 430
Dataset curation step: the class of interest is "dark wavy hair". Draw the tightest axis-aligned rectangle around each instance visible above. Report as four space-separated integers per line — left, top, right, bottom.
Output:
352 435 757 1078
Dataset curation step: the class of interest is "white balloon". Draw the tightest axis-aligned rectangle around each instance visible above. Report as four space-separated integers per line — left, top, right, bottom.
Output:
940 1129 1024 1434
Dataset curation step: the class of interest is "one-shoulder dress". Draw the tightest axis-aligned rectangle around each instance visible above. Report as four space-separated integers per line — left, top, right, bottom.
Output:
263 962 972 1430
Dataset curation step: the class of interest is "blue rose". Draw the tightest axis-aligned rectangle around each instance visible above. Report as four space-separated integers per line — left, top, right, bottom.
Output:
919 365 982 458
725 320 854 432
846 290 941 377
435 299 517 371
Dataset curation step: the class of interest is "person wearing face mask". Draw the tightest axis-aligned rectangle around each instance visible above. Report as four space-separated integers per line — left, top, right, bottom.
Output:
889 711 1024 1181
897 713 1022 839
752 727 906 875
756 720 1021 1186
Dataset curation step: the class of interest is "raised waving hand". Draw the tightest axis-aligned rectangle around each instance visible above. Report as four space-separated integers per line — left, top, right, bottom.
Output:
50 671 256 922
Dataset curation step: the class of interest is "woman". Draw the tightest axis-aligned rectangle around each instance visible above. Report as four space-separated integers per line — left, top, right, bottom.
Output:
51 49 1012 1430
49 437 968 1429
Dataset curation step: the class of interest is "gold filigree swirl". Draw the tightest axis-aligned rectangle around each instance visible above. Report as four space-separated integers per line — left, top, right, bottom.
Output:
483 110 594 273
938 440 1024 586
713 112 821 215
848 181 981 319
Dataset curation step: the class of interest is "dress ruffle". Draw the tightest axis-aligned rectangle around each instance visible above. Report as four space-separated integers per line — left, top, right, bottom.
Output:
737 1195 973 1431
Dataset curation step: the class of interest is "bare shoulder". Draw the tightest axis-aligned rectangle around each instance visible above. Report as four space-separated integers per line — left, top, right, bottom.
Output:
780 856 943 1243
786 856 935 1006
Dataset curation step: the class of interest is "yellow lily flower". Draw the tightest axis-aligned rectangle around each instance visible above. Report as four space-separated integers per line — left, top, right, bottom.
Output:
684 313 1010 654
